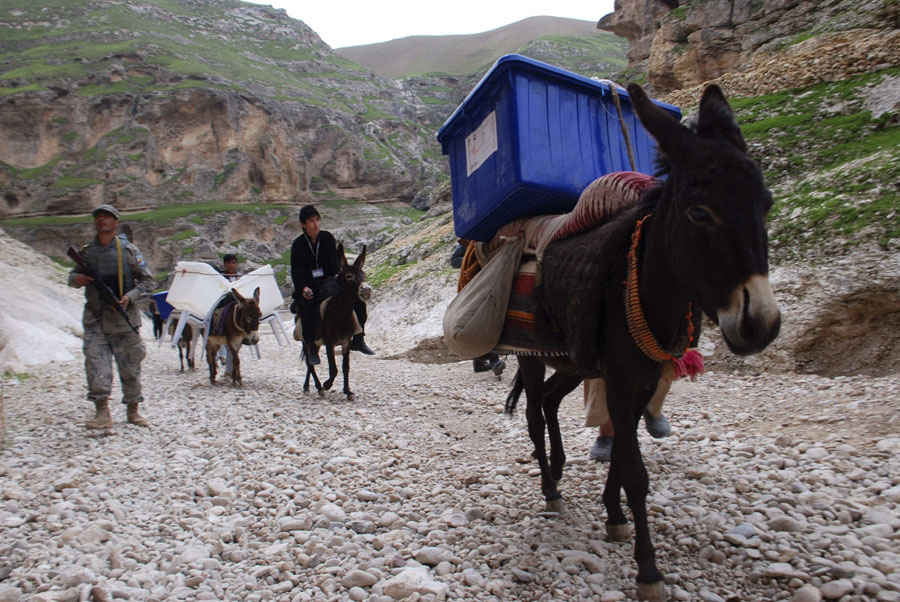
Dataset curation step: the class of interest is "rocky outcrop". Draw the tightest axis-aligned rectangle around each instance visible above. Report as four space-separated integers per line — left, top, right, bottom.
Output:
663 28 900 108
0 85 431 218
600 0 898 95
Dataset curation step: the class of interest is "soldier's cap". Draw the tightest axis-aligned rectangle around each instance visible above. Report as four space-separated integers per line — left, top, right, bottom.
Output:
92 204 120 219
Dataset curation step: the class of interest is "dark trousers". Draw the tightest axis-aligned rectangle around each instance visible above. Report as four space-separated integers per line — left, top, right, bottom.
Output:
152 314 164 339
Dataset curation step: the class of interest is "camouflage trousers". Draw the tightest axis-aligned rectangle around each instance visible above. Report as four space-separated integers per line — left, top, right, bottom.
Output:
84 325 146 405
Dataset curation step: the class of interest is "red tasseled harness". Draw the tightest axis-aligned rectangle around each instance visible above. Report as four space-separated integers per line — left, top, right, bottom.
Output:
624 213 705 382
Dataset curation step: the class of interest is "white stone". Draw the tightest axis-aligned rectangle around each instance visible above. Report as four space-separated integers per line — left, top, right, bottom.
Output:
342 570 377 588
320 503 346 522
792 585 823 602
414 546 453 566
382 567 448 600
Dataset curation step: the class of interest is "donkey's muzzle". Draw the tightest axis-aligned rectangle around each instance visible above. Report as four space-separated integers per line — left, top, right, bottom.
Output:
718 275 781 356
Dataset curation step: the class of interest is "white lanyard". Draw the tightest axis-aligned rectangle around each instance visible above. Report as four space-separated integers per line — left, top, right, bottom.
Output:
304 234 320 271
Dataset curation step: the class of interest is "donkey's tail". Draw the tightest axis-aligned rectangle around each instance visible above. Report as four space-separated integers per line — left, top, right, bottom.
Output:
504 369 524 415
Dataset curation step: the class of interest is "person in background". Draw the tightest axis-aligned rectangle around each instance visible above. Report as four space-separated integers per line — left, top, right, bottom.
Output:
290 204 374 365
473 352 505 376
221 253 239 282
217 253 240 370
68 204 154 429
149 298 164 340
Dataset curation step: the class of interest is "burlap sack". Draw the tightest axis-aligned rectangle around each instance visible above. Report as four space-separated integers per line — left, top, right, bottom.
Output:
443 236 524 359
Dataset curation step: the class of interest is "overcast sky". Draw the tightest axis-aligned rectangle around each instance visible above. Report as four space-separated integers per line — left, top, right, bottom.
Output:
244 0 616 48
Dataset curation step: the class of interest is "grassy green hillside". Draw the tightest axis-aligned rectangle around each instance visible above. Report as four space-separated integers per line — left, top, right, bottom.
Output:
0 0 368 106
337 16 627 80
733 68 900 259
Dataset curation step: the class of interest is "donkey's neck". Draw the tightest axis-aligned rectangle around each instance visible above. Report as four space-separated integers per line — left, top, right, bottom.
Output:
637 211 694 352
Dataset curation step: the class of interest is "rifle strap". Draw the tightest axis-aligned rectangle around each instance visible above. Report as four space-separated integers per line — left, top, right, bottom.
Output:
115 235 124 298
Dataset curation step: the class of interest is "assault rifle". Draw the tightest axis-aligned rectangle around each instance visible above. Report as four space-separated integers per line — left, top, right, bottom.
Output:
67 246 140 333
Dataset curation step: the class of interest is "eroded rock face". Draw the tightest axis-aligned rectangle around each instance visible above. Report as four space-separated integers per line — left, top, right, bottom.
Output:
600 0 897 94
0 84 432 218
0 0 446 219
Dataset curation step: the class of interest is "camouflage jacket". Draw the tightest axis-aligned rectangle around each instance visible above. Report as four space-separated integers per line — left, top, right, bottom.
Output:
68 234 155 333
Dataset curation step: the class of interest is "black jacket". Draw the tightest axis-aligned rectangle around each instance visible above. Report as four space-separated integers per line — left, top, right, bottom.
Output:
291 230 339 300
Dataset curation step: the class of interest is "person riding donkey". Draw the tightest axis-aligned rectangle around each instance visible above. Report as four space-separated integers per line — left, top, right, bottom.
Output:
290 205 374 365
216 253 240 371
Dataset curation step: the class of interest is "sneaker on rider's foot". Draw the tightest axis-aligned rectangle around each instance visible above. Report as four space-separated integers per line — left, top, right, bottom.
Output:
490 357 506 377
643 411 671 439
589 436 613 462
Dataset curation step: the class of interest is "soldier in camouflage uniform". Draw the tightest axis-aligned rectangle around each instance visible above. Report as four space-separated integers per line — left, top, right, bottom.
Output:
68 205 156 429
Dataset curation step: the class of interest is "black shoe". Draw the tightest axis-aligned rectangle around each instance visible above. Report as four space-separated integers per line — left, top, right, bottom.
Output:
473 360 492 373
643 411 671 439
349 334 375 355
490 357 506 377
304 345 321 366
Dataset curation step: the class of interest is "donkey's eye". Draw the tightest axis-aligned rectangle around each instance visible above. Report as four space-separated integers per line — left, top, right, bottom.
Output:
687 205 714 224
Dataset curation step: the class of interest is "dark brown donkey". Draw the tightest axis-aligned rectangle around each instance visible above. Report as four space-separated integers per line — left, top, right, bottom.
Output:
300 244 366 400
167 321 196 371
206 287 261 387
503 84 781 601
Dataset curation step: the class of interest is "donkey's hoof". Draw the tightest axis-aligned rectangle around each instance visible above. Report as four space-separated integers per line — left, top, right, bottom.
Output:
302 385 310 393
317 389 326 398
637 580 665 602
607 523 631 542
545 497 564 514
346 393 356 401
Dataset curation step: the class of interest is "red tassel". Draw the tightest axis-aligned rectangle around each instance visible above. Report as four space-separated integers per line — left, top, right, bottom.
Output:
673 349 704 381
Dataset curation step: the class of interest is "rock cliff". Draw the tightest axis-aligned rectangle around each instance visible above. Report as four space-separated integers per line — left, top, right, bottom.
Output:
600 0 899 94
0 0 447 219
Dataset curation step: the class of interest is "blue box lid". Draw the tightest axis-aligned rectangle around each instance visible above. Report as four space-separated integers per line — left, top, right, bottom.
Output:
436 54 680 150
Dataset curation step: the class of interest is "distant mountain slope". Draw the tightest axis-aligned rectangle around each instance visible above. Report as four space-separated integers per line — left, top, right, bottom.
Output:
338 16 628 79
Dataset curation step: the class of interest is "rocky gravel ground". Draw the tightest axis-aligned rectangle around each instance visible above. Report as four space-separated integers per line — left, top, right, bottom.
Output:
1 331 899 602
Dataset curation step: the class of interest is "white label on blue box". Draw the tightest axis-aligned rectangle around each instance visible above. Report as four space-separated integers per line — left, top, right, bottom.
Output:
465 111 498 176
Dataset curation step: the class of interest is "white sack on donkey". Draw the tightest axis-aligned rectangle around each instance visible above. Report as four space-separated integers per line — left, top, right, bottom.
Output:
442 236 524 359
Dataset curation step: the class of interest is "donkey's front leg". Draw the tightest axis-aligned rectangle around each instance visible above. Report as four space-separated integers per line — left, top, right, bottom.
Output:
229 344 242 387
206 344 218 384
322 345 338 390
606 374 664 601
341 347 354 400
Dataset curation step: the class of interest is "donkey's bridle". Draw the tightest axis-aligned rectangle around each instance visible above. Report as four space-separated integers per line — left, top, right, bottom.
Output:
624 213 694 364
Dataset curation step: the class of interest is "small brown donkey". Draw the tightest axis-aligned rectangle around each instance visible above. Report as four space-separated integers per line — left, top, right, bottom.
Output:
300 244 366 400
206 287 261 387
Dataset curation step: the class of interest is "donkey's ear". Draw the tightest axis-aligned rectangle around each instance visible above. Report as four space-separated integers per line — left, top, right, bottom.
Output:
354 245 366 269
231 287 246 303
627 83 688 158
253 286 260 302
337 243 347 267
696 84 746 152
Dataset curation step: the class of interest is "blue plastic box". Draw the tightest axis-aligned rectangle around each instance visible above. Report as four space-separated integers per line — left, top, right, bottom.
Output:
437 54 681 241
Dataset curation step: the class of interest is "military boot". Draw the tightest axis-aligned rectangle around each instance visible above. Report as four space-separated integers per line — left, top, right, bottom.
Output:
126 402 149 427
85 399 113 429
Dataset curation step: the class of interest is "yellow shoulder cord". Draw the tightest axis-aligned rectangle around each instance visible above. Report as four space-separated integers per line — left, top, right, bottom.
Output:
115 236 124 299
